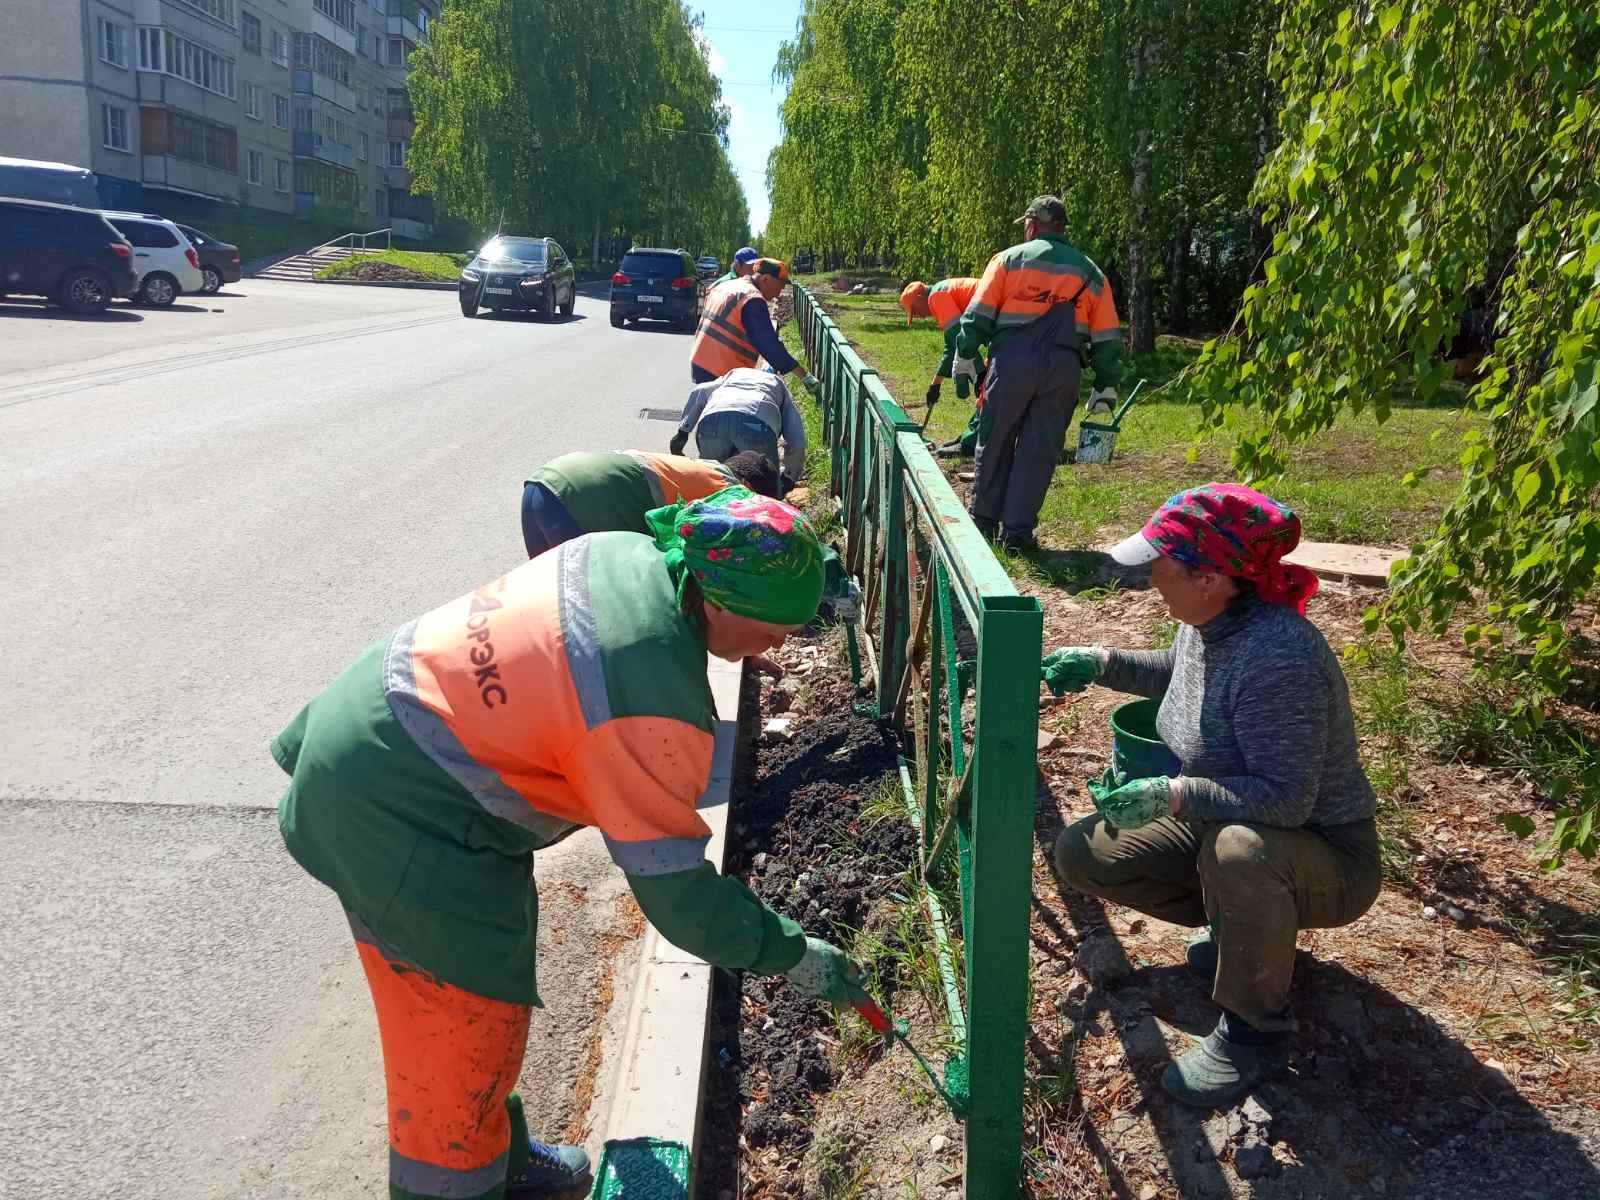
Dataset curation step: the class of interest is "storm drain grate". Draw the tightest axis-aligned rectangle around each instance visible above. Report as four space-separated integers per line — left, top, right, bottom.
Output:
637 407 684 422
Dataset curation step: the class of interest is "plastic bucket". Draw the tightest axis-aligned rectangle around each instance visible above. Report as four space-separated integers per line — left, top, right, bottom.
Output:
1075 420 1118 464
1110 698 1182 781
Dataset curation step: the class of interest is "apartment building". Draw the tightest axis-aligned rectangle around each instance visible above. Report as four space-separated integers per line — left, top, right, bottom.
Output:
0 0 435 236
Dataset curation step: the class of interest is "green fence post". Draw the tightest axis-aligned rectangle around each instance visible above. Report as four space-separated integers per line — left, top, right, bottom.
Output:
962 598 1042 1200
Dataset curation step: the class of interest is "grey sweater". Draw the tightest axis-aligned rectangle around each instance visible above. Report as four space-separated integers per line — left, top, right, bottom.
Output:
1101 599 1377 828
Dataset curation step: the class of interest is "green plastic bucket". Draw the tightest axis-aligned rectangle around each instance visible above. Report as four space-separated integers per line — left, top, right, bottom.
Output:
1110 698 1182 782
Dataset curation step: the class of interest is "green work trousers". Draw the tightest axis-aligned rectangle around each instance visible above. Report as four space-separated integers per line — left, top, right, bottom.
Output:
1053 814 1382 1033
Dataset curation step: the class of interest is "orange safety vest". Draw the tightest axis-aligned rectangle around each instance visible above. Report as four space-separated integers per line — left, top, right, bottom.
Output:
927 277 980 333
691 278 763 379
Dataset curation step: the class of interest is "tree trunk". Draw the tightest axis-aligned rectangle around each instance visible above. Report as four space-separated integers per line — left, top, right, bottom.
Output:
1168 219 1191 334
1126 35 1157 355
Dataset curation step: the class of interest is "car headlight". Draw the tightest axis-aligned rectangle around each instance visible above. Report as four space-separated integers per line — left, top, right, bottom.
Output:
461 268 481 282
519 275 545 287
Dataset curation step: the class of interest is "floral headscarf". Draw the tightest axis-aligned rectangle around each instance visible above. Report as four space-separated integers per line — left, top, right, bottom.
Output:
646 485 825 625
1115 483 1321 613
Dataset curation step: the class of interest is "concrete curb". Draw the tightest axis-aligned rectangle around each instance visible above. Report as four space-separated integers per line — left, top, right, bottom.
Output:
591 656 745 1176
313 278 458 290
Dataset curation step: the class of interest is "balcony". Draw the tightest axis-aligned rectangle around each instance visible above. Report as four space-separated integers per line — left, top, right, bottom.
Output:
293 130 356 170
310 8 357 55
386 14 421 45
292 69 356 113
386 111 414 138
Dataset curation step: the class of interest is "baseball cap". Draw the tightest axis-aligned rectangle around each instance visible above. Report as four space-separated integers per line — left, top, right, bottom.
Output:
1015 195 1067 225
751 258 790 283
733 246 760 264
899 281 929 324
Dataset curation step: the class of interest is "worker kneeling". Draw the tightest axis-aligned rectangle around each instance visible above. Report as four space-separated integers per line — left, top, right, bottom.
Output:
1046 486 1381 1107
272 487 870 1198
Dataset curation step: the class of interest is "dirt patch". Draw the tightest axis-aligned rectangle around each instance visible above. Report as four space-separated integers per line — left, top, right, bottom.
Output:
696 629 965 1198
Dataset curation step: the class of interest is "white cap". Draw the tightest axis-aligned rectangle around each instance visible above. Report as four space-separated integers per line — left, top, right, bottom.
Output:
1108 532 1161 566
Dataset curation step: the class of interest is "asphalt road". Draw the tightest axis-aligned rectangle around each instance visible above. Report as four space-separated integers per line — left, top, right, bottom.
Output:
0 279 690 1198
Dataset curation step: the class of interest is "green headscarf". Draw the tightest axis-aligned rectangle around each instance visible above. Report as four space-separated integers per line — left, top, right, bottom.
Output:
646 485 825 625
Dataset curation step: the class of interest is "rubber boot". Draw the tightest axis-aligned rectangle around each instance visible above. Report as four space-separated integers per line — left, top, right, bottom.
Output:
1162 1011 1290 1108
506 1138 593 1196
1185 926 1218 981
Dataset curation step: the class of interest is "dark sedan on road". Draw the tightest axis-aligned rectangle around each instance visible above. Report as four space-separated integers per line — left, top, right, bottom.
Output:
176 224 241 294
459 236 577 319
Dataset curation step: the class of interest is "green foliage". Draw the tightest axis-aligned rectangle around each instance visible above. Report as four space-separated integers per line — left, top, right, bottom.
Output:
765 0 1277 343
313 250 467 281
407 0 748 257
1190 0 1600 863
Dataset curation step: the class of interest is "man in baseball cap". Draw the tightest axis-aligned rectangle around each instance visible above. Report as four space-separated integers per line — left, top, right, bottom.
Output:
712 246 761 287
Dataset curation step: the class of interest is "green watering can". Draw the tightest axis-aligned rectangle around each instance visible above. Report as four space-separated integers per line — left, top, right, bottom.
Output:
1076 378 1147 465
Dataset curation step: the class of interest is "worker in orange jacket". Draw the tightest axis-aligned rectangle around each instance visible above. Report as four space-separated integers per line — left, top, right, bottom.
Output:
690 259 815 388
900 277 986 457
953 196 1124 551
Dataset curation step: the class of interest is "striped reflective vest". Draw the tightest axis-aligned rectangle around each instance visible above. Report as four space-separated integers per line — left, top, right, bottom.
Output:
273 532 717 1002
690 278 763 379
529 451 734 537
927 277 979 333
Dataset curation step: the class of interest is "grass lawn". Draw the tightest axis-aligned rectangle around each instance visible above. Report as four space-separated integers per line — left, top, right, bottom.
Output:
314 249 468 282
796 288 1480 554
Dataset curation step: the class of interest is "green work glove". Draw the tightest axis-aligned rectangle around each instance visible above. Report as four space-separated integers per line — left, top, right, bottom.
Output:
783 936 871 1007
1087 772 1172 831
802 372 821 395
1041 646 1104 696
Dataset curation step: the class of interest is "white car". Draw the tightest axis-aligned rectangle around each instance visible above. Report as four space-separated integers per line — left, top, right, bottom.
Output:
101 211 204 306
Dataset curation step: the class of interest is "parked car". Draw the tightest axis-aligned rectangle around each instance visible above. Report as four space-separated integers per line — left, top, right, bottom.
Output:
792 246 816 273
176 224 242 294
459 235 577 319
695 254 719 280
0 156 99 207
0 196 138 315
101 211 203 306
609 247 702 331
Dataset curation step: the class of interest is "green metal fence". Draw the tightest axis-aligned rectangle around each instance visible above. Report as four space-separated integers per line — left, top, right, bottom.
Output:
793 282 1042 1199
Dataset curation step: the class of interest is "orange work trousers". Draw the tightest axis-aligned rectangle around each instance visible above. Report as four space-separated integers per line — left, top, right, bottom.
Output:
350 912 534 1200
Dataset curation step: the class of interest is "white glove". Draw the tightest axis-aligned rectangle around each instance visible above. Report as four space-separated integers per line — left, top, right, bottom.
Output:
1087 387 1116 417
951 357 979 387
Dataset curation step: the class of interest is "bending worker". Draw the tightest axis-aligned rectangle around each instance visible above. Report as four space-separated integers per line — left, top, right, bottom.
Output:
671 365 807 485
691 257 811 386
272 487 871 1199
711 245 760 287
521 448 779 558
953 195 1123 551
899 276 983 459
1047 484 1380 1108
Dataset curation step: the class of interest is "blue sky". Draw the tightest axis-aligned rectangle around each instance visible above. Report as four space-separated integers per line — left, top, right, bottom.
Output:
692 1 805 235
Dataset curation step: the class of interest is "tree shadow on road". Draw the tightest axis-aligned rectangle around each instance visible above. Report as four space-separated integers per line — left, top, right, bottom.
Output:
0 301 143 323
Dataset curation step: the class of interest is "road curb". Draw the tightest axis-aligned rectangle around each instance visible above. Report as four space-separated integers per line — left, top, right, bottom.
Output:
590 655 745 1183
312 277 459 290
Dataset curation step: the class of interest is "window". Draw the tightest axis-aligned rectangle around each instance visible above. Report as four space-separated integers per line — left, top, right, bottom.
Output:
101 104 130 152
387 88 410 119
273 94 290 128
97 18 128 67
358 132 368 160
356 24 368 58
372 86 384 114
293 33 352 84
136 28 236 98
172 0 235 23
111 219 180 248
242 12 261 53
270 29 289 67
246 149 263 185
313 0 357 30
275 158 290 192
385 138 406 167
141 108 238 171
387 37 403 67
243 82 262 119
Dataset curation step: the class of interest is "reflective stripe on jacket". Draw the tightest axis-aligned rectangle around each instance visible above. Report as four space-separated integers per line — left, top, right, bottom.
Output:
691 278 763 378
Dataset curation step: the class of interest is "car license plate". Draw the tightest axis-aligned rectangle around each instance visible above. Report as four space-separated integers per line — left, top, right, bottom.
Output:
485 287 513 296
637 294 663 304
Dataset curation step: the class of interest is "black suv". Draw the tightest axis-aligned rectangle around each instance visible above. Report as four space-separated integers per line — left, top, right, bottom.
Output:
610 247 702 331
459 236 577 319
792 247 816 273
0 197 138 315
